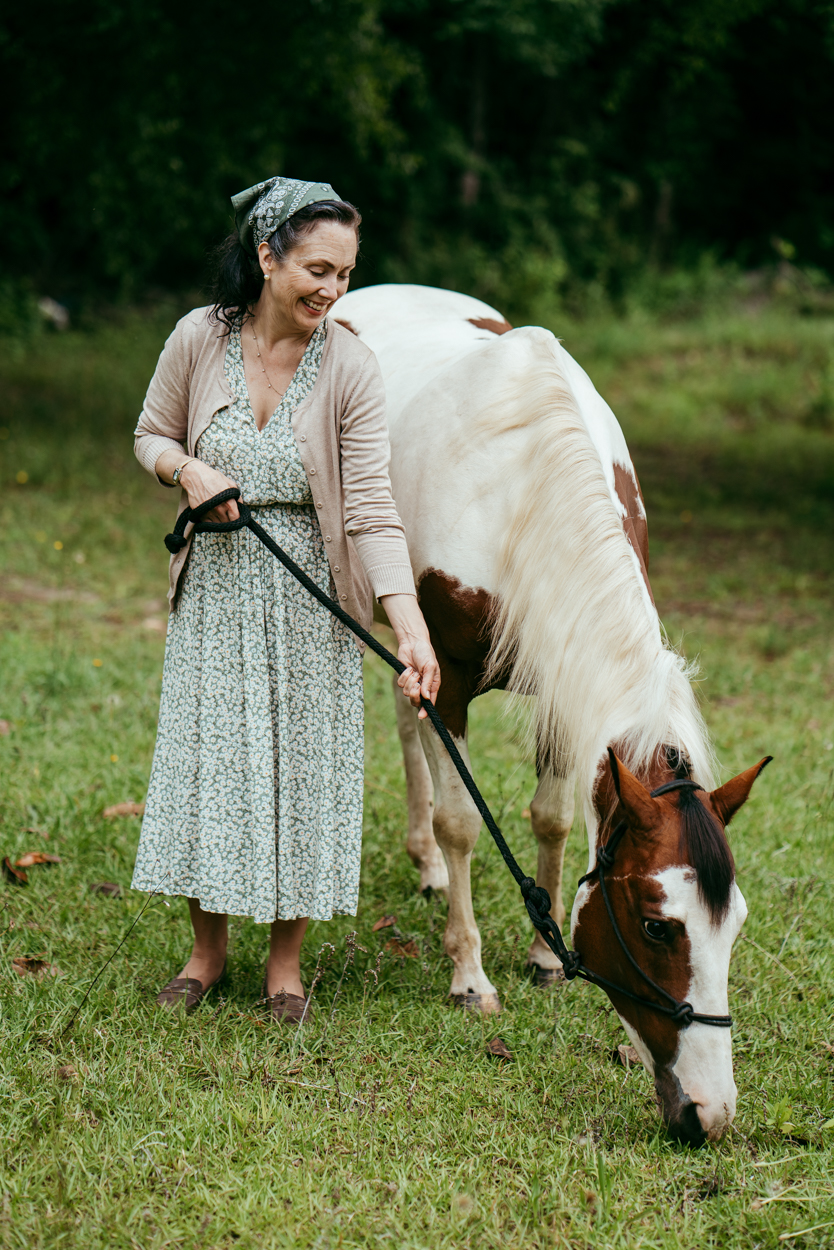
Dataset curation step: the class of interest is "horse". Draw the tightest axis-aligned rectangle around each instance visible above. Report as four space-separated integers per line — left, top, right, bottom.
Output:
335 283 770 1144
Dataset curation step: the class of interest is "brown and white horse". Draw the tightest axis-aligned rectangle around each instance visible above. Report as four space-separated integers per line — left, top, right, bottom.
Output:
336 284 770 1144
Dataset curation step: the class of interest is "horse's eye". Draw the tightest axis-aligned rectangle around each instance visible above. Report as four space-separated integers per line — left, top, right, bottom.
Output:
643 919 670 942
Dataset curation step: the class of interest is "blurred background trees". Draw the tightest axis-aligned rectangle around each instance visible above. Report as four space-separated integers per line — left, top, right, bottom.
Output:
2 0 833 317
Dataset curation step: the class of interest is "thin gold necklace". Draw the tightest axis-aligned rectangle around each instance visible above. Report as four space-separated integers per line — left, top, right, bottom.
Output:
250 318 284 397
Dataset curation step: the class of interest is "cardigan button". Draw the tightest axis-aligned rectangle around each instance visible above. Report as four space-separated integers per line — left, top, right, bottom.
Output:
333 566 340 572
340 594 347 601
325 535 332 542
316 502 323 509
309 467 316 474
299 434 307 442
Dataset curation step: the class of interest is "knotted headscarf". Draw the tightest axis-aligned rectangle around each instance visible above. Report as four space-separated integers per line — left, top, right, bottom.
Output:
231 176 341 255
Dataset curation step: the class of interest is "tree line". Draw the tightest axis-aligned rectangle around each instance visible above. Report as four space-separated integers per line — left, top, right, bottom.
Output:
3 0 833 313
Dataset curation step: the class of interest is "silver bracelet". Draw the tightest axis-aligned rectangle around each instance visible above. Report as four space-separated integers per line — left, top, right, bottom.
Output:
172 461 190 487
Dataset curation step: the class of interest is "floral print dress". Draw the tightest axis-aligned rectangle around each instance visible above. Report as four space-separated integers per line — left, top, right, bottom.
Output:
132 320 365 923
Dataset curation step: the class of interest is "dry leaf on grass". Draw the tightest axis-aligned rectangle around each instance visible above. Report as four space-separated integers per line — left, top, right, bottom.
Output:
0 720 10 736
89 882 121 897
56 1064 78 1082
385 936 420 958
372 914 397 932
612 1043 641 1069
22 827 50 840
15 851 61 868
486 1037 513 1061
3 857 29 885
12 956 59 978
103 801 145 818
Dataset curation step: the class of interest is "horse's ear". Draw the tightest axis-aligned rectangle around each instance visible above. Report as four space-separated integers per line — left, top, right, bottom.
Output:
709 756 773 827
607 749 661 832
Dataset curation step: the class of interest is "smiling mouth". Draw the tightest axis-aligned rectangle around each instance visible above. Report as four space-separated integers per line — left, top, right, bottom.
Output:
301 298 328 314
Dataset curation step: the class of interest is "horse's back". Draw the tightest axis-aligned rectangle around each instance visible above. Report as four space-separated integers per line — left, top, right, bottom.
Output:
338 283 649 593
336 284 514 419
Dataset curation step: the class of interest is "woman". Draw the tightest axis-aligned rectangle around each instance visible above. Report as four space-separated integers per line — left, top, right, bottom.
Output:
132 176 439 1022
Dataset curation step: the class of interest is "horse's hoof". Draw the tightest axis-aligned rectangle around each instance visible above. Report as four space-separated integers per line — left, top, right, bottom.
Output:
449 991 502 1015
527 962 566 989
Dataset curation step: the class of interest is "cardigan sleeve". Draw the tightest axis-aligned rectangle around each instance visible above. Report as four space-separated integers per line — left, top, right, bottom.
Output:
339 356 417 598
133 318 191 482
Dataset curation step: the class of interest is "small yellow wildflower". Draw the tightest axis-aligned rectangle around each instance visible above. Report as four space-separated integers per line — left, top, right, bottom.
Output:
53 540 63 551
110 754 119 763
92 658 103 668
15 470 28 484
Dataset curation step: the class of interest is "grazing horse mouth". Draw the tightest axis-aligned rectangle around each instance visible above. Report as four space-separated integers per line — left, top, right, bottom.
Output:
654 1068 709 1148
662 1098 708 1147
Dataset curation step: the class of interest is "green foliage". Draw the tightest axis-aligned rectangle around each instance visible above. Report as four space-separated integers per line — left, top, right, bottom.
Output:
1 303 834 1246
3 0 834 310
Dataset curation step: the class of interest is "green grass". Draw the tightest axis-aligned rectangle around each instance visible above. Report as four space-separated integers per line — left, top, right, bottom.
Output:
0 303 833 1248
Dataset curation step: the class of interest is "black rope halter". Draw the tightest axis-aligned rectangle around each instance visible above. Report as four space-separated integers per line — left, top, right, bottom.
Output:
165 491 732 1030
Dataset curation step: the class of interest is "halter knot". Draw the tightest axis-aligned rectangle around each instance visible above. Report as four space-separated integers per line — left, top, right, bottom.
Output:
519 877 553 930
596 843 616 869
671 1001 695 1026
164 532 188 554
560 950 582 980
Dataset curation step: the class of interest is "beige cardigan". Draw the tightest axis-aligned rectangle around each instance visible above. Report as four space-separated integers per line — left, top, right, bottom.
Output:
134 307 416 644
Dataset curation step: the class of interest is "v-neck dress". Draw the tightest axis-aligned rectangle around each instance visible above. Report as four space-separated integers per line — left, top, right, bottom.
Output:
132 321 365 923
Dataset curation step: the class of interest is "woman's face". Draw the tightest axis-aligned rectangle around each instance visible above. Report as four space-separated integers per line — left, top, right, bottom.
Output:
258 222 357 334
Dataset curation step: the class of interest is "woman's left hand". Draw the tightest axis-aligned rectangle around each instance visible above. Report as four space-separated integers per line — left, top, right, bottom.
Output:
379 594 441 719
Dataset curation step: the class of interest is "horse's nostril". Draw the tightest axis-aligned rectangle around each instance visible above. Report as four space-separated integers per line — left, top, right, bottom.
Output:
665 1101 707 1148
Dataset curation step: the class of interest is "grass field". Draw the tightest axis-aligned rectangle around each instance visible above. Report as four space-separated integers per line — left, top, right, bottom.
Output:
1 300 833 1249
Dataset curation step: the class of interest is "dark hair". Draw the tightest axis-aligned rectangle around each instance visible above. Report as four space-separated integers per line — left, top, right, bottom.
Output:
208 200 361 333
665 747 735 924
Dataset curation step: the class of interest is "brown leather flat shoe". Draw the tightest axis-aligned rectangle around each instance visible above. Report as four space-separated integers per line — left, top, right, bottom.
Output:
261 975 313 1025
156 962 226 1014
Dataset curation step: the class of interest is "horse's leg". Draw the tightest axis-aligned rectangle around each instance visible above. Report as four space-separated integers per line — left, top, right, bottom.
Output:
418 719 501 1015
392 673 449 895
525 768 576 987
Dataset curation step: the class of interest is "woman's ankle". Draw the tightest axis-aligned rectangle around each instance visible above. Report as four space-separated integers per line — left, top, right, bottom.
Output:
265 962 304 998
179 949 226 983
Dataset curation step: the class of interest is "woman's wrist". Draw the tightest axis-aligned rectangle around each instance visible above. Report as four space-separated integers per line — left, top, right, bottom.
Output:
178 458 199 490
379 592 430 646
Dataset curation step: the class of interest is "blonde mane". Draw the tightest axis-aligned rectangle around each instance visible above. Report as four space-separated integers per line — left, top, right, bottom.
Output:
482 336 716 804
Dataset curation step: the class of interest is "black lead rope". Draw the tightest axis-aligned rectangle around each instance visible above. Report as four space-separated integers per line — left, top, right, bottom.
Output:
165 489 731 1029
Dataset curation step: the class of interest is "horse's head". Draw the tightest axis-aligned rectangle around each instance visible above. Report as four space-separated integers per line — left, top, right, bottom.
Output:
571 749 771 1146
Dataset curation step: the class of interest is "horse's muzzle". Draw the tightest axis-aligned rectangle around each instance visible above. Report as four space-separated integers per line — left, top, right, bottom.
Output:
663 1098 708 1147
654 1067 730 1147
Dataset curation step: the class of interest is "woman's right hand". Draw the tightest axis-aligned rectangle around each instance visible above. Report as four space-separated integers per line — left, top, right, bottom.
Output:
179 459 241 523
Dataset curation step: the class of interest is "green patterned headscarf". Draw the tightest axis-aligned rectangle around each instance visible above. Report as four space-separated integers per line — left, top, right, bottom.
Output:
231 177 341 255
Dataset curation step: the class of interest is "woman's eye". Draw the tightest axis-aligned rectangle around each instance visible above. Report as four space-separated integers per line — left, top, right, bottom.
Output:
643 919 670 942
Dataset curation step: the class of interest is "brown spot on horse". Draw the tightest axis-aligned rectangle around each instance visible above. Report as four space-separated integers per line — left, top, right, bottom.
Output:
613 462 652 601
467 317 513 336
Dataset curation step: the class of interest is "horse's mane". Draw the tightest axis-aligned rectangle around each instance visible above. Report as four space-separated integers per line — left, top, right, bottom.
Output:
676 785 735 922
481 330 717 807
